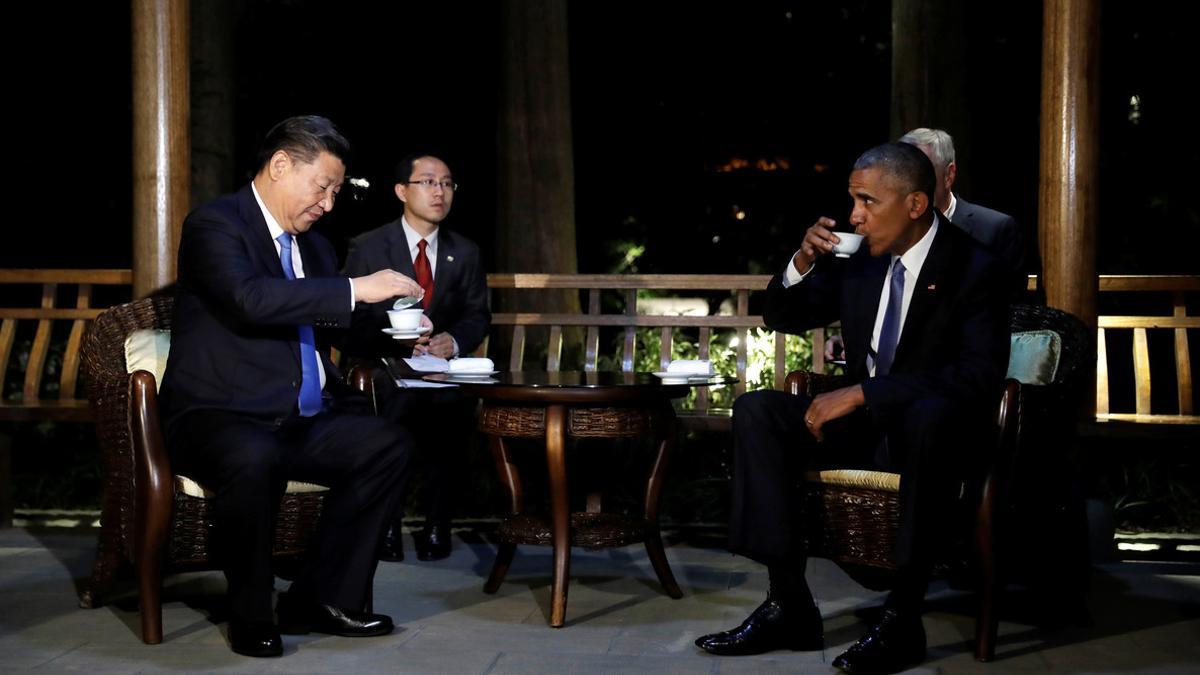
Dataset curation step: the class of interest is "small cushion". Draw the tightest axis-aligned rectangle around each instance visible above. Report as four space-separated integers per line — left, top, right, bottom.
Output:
1007 329 1061 385
124 328 171 386
175 475 328 498
804 469 901 492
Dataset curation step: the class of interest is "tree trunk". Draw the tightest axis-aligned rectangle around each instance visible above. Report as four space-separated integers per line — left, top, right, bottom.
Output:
190 0 236 207
890 0 972 195
496 0 581 364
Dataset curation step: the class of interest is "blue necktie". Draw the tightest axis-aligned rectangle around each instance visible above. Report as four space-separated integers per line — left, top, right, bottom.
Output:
874 259 906 376
276 234 323 417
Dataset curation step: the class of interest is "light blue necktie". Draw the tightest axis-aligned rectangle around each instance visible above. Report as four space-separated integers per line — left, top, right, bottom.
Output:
276 234 322 417
874 259 906 376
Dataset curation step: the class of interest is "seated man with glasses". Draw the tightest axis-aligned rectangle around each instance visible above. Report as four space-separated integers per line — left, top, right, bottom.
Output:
342 153 491 562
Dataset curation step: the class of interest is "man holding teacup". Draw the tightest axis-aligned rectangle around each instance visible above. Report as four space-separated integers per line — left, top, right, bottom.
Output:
159 116 423 657
696 142 1009 674
342 153 491 562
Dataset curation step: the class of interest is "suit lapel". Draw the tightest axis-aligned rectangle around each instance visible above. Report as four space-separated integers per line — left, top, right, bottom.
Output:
388 219 418 279
892 224 951 371
844 254 889 379
427 229 458 315
237 185 288 279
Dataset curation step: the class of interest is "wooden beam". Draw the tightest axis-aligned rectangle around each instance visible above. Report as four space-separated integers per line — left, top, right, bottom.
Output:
132 0 189 298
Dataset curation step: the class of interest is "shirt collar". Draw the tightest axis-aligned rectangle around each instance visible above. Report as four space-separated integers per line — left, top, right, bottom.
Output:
251 182 287 243
944 192 958 221
401 215 439 254
894 212 940 279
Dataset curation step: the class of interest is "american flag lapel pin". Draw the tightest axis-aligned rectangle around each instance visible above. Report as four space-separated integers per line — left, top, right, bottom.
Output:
446 255 455 262
926 284 936 291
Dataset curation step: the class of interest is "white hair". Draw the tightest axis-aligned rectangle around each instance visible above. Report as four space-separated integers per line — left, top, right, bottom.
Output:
899 128 956 168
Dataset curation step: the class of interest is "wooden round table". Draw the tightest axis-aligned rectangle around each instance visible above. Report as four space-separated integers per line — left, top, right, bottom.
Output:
423 370 730 627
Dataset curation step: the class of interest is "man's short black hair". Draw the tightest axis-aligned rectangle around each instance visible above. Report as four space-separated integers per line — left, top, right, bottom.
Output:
394 152 451 184
853 141 937 205
255 116 350 173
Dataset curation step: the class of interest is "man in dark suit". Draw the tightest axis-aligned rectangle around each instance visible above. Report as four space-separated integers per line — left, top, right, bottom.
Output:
696 143 1009 674
899 127 1033 299
342 154 490 562
160 116 425 658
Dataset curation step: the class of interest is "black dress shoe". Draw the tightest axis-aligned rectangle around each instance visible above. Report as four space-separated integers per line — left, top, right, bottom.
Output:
832 608 926 674
277 596 395 637
414 523 452 561
228 620 283 658
378 522 404 562
695 596 823 655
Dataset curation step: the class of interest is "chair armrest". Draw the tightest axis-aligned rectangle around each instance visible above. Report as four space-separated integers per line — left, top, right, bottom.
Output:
784 370 850 397
129 370 173 538
348 365 375 395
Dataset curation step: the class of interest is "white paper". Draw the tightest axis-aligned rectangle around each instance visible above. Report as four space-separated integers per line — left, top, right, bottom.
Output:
403 354 450 372
396 378 458 389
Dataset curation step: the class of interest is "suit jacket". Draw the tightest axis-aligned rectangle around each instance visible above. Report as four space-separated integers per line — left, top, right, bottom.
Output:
950 195 1028 299
341 217 490 360
160 184 354 428
764 217 1010 427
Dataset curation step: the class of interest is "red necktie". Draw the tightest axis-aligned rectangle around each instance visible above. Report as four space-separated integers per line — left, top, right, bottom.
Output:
414 239 435 309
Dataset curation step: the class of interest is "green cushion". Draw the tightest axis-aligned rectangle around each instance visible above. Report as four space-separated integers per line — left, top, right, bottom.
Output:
1007 329 1061 385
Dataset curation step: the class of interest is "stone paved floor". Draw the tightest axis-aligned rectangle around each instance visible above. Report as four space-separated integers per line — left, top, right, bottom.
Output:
1 526 1197 673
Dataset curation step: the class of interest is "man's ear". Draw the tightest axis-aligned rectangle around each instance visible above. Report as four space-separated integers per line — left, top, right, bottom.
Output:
907 190 926 219
268 150 291 181
945 161 957 192
394 183 408 204
908 191 930 220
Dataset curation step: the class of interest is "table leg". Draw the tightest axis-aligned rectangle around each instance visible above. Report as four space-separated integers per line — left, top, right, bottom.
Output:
546 404 570 627
643 403 683 598
485 434 523 594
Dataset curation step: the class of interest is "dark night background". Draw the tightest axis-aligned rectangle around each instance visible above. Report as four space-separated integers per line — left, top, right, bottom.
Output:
10 1 1199 278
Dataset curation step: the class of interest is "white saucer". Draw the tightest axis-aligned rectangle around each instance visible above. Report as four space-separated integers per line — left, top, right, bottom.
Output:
447 370 499 378
383 325 432 338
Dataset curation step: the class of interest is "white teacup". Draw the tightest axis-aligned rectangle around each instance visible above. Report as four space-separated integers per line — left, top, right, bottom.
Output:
831 233 864 258
387 308 424 331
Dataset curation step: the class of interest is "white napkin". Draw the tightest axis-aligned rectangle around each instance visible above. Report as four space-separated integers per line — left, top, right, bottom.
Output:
666 359 714 375
403 354 450 372
448 357 495 373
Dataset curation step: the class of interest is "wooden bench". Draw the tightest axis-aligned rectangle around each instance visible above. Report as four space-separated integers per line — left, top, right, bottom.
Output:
481 274 830 431
0 269 133 525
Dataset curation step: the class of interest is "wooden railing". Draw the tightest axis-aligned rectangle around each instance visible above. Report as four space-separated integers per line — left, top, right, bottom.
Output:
1092 275 1199 426
0 269 134 422
483 274 828 429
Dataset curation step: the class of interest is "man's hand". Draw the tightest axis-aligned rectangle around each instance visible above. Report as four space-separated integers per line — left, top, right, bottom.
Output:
353 269 422 304
416 332 455 359
804 384 864 442
792 216 843 275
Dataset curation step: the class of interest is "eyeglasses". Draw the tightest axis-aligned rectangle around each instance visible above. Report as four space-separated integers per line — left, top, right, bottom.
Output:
406 178 458 192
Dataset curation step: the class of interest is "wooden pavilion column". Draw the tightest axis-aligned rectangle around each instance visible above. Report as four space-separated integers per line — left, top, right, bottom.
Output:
1040 0 1099 415
132 0 189 298
1039 0 1099 328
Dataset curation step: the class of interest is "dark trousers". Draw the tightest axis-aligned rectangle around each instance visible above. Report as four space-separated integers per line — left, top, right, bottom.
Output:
379 386 477 527
169 408 412 623
728 388 968 584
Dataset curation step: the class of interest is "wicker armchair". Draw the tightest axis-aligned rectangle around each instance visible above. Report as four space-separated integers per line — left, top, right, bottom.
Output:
786 304 1090 662
77 295 373 645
